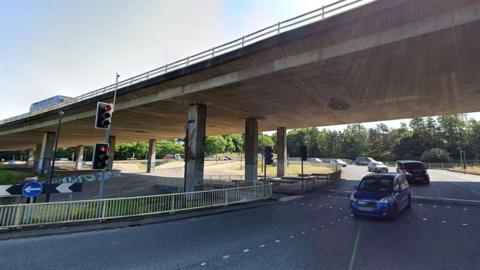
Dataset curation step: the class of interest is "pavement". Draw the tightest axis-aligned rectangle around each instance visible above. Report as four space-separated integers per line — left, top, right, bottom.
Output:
1 166 479 269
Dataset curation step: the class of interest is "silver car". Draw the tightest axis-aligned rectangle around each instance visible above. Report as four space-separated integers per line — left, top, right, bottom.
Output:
368 161 389 173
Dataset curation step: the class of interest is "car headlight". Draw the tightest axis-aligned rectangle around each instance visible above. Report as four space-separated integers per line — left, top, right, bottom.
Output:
378 196 392 204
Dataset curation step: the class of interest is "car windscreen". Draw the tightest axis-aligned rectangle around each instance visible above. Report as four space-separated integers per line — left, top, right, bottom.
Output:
357 176 394 192
403 162 425 170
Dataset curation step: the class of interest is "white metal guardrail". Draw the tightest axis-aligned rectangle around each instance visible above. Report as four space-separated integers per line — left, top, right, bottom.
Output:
0 0 374 126
0 184 272 229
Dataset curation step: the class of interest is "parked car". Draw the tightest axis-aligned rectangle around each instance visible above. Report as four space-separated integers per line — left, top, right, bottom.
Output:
355 156 375 165
396 160 430 185
350 173 411 219
330 159 348 167
310 158 323 164
368 161 389 173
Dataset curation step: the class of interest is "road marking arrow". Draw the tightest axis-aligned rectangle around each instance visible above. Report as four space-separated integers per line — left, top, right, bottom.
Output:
56 183 73 193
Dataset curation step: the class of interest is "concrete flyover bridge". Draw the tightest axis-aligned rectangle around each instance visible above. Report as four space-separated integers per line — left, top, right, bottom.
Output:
1 0 479 190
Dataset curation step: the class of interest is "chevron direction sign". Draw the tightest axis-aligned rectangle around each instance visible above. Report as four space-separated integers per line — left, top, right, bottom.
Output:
0 183 83 197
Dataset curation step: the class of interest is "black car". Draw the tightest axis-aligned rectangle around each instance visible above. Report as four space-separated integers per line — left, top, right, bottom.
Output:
396 160 430 185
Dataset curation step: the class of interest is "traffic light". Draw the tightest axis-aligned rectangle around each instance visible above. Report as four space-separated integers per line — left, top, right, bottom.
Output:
265 146 274 165
300 146 307 161
95 102 113 129
92 143 110 169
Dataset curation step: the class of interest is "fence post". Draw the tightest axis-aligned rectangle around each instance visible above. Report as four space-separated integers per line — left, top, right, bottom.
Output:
225 189 229 206
14 205 24 226
101 200 107 219
170 195 175 212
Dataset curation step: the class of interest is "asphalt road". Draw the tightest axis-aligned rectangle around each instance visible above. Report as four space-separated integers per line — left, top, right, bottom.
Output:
337 165 480 201
1 187 479 269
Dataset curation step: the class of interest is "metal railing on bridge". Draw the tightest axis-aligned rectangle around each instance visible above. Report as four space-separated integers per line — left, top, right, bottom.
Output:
0 0 374 125
0 184 272 229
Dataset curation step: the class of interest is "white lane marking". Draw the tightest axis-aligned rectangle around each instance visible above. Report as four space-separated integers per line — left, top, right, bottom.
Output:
422 218 428 221
312 228 317 231
441 220 447 223
222 255 230 259
462 223 468 226
337 219 341 222
274 240 281 243
289 235 295 238
339 208 343 210
200 262 207 266
447 206 451 209
463 208 468 211
419 204 423 206
310 204 313 206
243 249 250 253
321 225 325 228
301 231 306 234
433 205 437 208
259 244 266 248
344 216 348 219
329 206 333 209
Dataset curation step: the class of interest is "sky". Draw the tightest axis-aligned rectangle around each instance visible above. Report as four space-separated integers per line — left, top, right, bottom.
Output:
1 0 479 130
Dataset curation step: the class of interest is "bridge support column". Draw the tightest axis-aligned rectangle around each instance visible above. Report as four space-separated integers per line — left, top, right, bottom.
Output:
26 149 34 168
276 127 287 177
75 145 85 170
245 119 258 181
184 104 206 192
37 132 56 174
33 143 42 171
147 139 157 173
107 136 116 170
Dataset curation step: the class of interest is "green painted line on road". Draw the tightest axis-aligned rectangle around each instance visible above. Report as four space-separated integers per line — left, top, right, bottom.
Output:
348 223 362 270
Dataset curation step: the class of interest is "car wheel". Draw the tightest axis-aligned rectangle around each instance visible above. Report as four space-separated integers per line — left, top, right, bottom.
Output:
424 179 430 185
406 195 412 209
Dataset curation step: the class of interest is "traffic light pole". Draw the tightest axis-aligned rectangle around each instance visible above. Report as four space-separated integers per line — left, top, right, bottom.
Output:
99 73 120 199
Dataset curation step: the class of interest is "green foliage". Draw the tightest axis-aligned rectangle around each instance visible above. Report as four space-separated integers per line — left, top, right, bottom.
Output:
421 148 452 162
0 170 26 185
156 141 184 158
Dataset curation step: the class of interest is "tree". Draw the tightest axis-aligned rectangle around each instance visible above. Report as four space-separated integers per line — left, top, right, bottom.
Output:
420 148 452 163
205 136 227 156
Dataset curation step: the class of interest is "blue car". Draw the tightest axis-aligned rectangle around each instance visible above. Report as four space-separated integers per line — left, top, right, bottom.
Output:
350 173 411 219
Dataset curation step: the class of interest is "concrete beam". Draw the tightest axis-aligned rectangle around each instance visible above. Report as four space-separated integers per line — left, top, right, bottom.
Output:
147 139 157 173
107 136 116 170
184 104 207 192
245 119 258 181
37 132 55 174
75 145 85 170
276 127 287 177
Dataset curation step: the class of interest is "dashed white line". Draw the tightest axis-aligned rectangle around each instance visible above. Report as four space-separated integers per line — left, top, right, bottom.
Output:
462 223 468 226
441 220 447 223
274 240 281 243
200 262 207 266
243 249 250 253
422 218 428 221
289 235 295 239
259 244 266 248
222 255 230 260
301 231 306 234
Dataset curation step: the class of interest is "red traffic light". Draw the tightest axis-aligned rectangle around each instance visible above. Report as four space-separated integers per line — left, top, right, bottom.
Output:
99 146 109 153
104 104 112 111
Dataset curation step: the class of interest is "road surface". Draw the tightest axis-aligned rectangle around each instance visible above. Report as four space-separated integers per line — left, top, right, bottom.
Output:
1 181 479 269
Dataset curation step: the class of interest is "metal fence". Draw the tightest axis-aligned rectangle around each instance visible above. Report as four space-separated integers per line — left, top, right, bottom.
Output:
0 184 272 229
0 0 374 126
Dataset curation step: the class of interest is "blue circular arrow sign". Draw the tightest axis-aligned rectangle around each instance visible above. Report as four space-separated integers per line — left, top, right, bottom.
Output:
22 182 43 198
